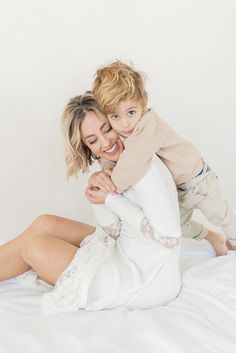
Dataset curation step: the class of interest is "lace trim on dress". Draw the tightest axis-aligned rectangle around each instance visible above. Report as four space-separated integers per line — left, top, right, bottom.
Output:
139 217 180 248
157 236 181 249
42 229 115 315
139 216 154 237
100 222 121 239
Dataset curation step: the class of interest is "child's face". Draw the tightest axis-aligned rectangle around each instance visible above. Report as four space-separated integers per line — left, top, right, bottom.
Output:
107 99 146 138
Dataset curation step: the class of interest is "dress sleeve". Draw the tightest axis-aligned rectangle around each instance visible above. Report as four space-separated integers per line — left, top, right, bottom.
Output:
105 193 156 238
105 193 179 249
111 109 169 192
91 204 121 239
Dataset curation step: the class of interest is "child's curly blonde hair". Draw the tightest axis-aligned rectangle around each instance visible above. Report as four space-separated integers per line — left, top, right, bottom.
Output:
92 60 148 114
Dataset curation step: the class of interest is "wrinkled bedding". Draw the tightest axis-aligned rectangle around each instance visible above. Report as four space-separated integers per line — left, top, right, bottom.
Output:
1 249 236 353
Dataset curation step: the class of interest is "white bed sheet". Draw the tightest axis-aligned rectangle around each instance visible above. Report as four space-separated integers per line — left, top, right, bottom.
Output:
1 251 236 353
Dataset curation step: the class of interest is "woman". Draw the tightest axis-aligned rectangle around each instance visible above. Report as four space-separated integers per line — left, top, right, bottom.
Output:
0 92 215 315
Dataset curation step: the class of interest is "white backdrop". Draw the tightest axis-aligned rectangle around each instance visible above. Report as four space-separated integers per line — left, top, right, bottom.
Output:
0 0 235 240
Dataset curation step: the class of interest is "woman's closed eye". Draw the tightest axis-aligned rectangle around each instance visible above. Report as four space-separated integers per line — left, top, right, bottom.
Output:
87 125 112 145
87 138 97 145
104 126 112 133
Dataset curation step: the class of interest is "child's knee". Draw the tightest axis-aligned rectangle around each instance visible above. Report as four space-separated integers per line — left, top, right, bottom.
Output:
181 220 207 240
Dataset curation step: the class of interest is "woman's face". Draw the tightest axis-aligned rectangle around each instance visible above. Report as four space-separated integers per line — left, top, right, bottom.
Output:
80 110 123 161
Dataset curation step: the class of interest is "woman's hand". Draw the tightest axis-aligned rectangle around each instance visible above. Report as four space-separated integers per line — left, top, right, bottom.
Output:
85 186 109 204
87 170 116 193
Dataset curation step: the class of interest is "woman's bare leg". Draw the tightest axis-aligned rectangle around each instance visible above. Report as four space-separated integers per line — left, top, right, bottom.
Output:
22 235 79 286
0 214 95 281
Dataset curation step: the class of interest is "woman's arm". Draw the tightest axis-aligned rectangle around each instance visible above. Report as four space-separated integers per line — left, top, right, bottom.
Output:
85 186 120 239
107 193 180 247
88 187 180 247
105 193 154 238
87 186 154 238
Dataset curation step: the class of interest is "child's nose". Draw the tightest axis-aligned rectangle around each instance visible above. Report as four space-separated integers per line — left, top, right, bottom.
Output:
121 118 129 128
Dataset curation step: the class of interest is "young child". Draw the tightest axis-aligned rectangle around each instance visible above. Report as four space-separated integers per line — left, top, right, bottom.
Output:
91 60 236 255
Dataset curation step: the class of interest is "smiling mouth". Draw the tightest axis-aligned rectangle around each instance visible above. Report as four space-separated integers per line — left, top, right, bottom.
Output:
104 142 118 154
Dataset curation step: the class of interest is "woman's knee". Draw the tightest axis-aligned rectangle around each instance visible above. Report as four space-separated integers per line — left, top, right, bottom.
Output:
30 214 59 237
21 235 49 264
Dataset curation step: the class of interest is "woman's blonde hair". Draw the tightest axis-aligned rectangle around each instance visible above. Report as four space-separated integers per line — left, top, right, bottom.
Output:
61 91 105 177
92 60 148 114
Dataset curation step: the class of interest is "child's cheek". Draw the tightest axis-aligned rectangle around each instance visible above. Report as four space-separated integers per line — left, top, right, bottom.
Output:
110 121 120 133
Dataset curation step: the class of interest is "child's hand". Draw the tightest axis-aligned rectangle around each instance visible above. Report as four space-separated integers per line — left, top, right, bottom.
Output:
85 186 109 204
88 171 116 193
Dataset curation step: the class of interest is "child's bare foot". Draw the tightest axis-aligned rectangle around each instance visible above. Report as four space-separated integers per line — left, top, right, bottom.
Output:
204 230 228 256
225 239 236 251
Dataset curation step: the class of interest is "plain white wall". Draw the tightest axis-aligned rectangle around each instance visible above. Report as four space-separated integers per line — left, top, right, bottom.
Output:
0 0 235 240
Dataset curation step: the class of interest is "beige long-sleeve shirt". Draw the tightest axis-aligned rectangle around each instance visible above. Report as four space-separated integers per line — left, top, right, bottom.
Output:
100 109 203 192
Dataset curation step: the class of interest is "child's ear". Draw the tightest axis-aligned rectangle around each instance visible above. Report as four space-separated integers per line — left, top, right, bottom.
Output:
142 97 148 113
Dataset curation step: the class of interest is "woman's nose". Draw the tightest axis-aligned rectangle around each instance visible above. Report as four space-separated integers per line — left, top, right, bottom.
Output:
100 135 111 149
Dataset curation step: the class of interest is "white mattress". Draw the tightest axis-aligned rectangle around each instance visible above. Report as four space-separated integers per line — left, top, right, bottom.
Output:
1 250 236 353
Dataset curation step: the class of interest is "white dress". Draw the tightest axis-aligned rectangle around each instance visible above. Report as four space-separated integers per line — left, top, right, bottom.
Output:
42 156 183 315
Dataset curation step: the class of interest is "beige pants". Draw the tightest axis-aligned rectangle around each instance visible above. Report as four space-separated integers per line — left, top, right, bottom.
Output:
177 163 236 240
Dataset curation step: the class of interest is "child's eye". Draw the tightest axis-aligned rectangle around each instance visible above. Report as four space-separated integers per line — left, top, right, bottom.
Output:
111 114 119 120
128 110 136 117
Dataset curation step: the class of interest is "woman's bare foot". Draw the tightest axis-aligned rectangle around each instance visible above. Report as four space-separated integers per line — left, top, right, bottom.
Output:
204 230 229 256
